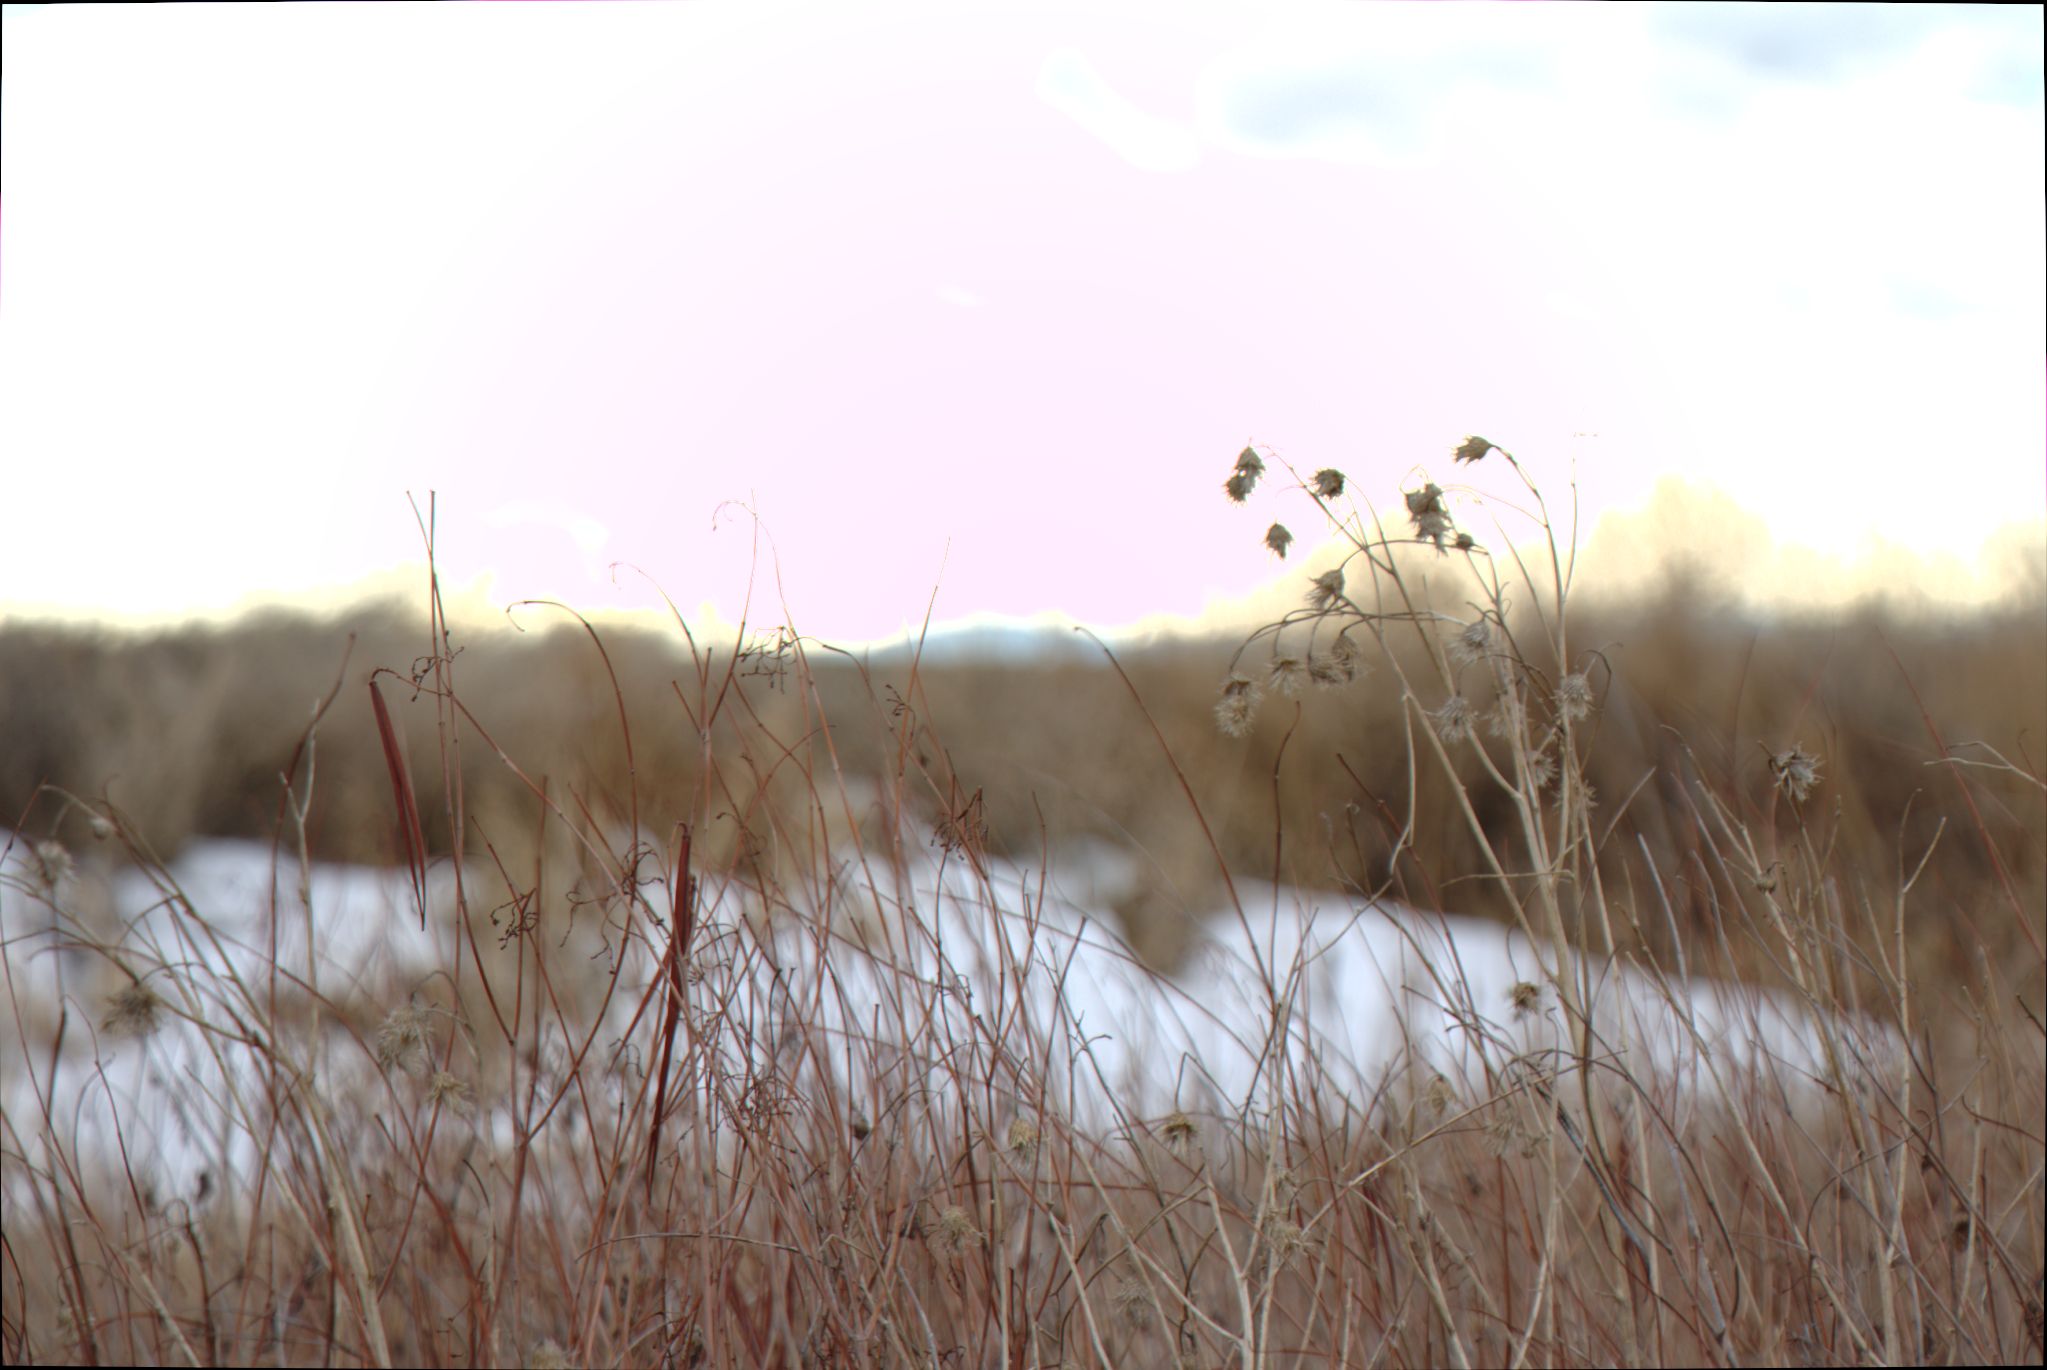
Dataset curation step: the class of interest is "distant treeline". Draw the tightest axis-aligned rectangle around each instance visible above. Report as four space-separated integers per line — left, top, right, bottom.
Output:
3 576 2041 990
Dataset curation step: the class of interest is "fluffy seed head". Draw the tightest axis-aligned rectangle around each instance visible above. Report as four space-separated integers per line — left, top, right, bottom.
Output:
527 1340 574 1370
1770 745 1822 803
1264 522 1294 558
1005 1117 1040 1162
1405 483 1453 548
1448 619 1492 667
1311 467 1346 498
1214 675 1260 738
32 840 73 895
1307 568 1346 611
376 1001 434 1075
1308 634 1363 689
932 1205 984 1256
1433 694 1475 745
104 979 165 1039
1453 435 1493 464
1162 1110 1197 1152
1268 654 1308 695
1556 672 1594 722
428 1070 475 1118
1264 1218 1313 1264
1224 447 1265 503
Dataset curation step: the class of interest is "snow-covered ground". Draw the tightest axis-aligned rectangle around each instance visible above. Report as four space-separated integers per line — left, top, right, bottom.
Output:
2 823 1902 1210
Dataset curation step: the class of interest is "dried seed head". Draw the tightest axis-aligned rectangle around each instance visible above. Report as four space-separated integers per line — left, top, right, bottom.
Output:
32 840 73 894
527 1339 574 1370
932 1205 984 1256
1423 1073 1457 1116
1454 531 1476 551
1264 522 1294 558
1770 745 1822 803
1161 1110 1197 1152
1404 483 1453 548
375 1001 434 1075
1308 636 1362 688
427 1070 475 1118
1448 619 1492 667
1453 435 1493 465
1307 568 1346 611
1556 672 1594 723
1005 1117 1040 1162
1311 467 1346 498
1264 1218 1313 1264
1432 694 1475 745
1509 981 1542 1018
88 814 115 842
1224 447 1264 502
1524 748 1557 792
1214 674 1260 738
104 979 165 1039
1268 654 1308 696
1111 1278 1149 1326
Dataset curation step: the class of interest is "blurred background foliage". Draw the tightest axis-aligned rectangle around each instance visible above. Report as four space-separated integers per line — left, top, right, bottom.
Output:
4 574 2041 1003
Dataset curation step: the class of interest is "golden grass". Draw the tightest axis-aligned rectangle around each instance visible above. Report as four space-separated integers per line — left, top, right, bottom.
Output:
1 444 2041 1366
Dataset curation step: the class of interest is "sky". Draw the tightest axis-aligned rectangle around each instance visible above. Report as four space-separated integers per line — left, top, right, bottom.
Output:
3 1 2042 645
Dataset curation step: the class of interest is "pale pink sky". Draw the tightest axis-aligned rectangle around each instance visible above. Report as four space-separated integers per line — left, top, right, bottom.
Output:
4 3 2041 642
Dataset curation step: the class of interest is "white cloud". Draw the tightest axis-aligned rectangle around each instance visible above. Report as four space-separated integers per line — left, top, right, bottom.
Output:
1651 2 2041 93
1036 50 1201 173
1195 6 1563 166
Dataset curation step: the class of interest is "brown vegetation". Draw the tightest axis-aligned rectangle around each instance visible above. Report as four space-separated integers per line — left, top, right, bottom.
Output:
1 444 2041 1366
3 560 2038 989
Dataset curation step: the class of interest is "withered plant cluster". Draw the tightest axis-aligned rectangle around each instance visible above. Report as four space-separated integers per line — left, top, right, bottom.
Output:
0 441 2041 1367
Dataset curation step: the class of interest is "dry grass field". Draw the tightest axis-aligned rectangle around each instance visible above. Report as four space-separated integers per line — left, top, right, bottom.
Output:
2 444 2041 1366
